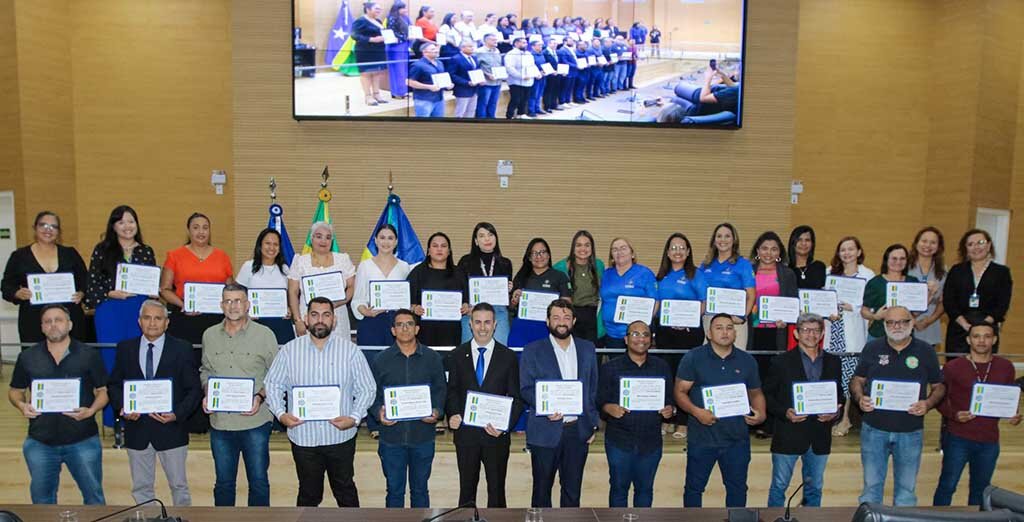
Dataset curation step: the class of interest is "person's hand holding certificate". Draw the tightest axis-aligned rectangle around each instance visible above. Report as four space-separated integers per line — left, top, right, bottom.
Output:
491 66 508 80
115 263 160 296
659 299 701 328
28 273 76 305
758 296 800 324
518 291 559 321
825 275 867 308
535 380 583 416
463 391 513 432
705 287 746 316
468 69 486 85
301 271 346 304
292 385 342 421
183 282 225 314
421 290 462 321
869 380 921 412
613 296 655 325
887 281 929 312
370 281 411 310
431 72 453 90
123 379 173 415
969 383 1021 418
701 383 749 418
792 381 838 415
206 377 255 413
248 288 288 318
619 377 665 411
31 379 80 413
799 289 839 317
384 385 434 421
469 277 510 306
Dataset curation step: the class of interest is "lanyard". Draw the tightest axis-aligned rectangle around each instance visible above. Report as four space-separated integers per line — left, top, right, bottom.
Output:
480 256 495 277
967 355 991 383
972 260 990 294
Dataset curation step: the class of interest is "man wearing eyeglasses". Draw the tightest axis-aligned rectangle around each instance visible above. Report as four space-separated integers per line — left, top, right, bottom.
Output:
850 306 945 506
763 313 844 507
370 309 447 508
598 321 675 507
199 284 280 506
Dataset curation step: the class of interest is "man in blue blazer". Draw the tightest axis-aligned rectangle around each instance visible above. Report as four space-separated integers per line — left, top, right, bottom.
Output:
520 298 598 508
108 299 202 506
556 39 579 106
448 39 483 118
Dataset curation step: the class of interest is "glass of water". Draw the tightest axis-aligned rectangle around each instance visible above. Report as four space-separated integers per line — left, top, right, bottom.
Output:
525 507 543 522
622 513 639 521
57 511 78 522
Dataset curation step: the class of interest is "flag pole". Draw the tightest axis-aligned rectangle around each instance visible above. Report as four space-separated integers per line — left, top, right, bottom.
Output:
269 177 277 202
388 170 394 195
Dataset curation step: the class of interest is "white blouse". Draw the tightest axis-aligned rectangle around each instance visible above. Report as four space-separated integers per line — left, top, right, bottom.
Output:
235 260 289 289
288 252 358 335
824 264 875 353
352 257 412 320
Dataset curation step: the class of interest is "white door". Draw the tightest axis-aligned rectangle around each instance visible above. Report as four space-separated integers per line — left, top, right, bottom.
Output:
0 191 18 361
975 207 1010 265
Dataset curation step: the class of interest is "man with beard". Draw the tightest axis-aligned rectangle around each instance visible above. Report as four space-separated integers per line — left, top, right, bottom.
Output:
520 298 599 508
371 309 447 508
8 304 109 505
851 306 944 506
265 296 376 507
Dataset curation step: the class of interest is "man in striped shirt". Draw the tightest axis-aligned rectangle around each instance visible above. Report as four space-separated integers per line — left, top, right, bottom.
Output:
265 296 376 507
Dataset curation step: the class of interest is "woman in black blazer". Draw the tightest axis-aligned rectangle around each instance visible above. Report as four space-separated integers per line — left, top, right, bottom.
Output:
943 228 1013 353
1 211 88 344
351 1 390 106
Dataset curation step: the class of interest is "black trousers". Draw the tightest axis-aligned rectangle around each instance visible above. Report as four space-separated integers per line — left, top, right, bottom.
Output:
506 85 529 118
290 438 359 507
528 426 590 508
543 75 561 110
455 441 511 507
572 305 599 344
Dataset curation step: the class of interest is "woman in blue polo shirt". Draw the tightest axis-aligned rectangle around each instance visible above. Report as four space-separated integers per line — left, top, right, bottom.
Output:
600 237 657 349
699 222 756 350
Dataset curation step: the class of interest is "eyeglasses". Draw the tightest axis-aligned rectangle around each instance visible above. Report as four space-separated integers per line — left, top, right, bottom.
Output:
393 321 416 329
884 319 912 327
530 250 549 258
798 327 823 334
628 331 651 338
38 223 59 232
967 239 989 247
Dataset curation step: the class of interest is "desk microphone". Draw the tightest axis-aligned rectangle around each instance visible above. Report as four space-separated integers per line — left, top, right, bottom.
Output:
773 481 805 522
421 502 486 522
88 498 182 522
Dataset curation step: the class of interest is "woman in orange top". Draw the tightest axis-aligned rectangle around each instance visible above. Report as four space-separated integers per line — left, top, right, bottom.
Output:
413 5 438 57
159 212 234 344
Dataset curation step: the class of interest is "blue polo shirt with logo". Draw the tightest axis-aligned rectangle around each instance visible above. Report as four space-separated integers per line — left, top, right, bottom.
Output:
600 264 658 339
700 256 756 291
676 344 760 448
853 337 942 433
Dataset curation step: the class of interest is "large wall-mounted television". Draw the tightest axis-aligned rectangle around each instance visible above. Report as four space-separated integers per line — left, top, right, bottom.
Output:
293 0 746 127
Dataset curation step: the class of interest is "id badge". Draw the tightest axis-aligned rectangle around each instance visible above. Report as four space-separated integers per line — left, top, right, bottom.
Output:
969 293 980 308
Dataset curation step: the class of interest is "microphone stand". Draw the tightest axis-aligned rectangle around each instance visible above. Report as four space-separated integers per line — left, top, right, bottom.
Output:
88 498 180 522
421 502 486 522
774 482 805 522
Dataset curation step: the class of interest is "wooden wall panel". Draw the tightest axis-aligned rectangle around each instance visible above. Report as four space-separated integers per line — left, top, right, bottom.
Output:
0 0 25 235
1004 49 1024 352
232 0 796 271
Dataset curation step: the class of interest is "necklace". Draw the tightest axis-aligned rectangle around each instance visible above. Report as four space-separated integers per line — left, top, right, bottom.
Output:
967 354 992 383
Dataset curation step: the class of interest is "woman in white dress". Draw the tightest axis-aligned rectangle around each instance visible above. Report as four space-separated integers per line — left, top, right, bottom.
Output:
352 224 411 347
236 228 293 344
287 221 356 339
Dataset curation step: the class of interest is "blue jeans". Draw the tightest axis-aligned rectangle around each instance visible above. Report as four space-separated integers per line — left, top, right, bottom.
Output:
460 306 510 345
615 63 627 89
606 443 662 508
860 422 923 506
475 85 500 118
378 440 435 508
529 79 545 115
414 98 445 118
768 449 829 507
210 422 272 506
933 432 1000 506
685 440 750 507
23 435 105 505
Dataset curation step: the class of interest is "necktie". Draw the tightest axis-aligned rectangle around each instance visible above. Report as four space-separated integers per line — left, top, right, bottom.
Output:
476 347 487 386
145 343 155 380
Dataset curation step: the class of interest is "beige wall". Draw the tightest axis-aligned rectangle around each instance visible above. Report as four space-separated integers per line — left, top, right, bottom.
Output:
0 0 24 234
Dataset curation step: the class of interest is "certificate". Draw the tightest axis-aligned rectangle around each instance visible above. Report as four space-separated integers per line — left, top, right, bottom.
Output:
528 34 542 43
469 277 509 306
620 52 632 61
431 72 453 89
123 379 173 415
436 32 447 46
799 289 839 317
512 30 525 39
576 58 588 69
600 29 611 38
421 290 462 321
183 282 224 314
517 290 560 321
613 296 655 325
28 272 76 305
887 281 929 312
31 378 80 413
207 377 255 413
659 299 701 328
587 56 598 66
248 288 288 318
369 280 411 310
792 381 838 415
468 69 486 84
535 380 583 416
970 383 1021 418
525 65 541 78
463 391 514 431
301 271 345 304
705 287 747 316
825 275 867 307
557 63 570 75
541 62 555 75
384 384 434 421
701 383 750 418
407 25 424 40
758 296 800 324
610 54 619 63
292 385 342 421
381 29 398 44
115 263 160 296
491 66 508 80
568 32 580 41
869 380 921 412
597 56 608 66
619 377 665 412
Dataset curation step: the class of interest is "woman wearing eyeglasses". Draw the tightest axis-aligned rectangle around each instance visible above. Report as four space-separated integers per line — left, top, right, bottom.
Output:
600 237 657 349
943 229 1013 354
509 238 571 348
2 211 88 344
861 244 918 344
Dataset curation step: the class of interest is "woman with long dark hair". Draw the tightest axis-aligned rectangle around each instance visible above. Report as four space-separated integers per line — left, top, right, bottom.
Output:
236 227 293 344
862 244 918 343
944 228 1013 354
456 222 512 344
785 225 827 348
699 223 756 349
553 230 604 343
385 1 411 99
509 238 571 347
408 232 467 347
353 224 411 347
351 1 390 106
907 226 946 348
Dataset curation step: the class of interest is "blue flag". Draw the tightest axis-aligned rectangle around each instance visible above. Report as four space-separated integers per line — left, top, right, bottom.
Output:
268 203 296 264
324 0 353 67
361 193 425 265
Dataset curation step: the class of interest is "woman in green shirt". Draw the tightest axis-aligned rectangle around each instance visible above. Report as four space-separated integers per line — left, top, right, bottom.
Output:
553 230 605 343
861 244 918 342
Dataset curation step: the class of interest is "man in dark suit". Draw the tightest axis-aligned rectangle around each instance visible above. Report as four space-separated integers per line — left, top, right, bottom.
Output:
445 303 523 508
448 38 483 118
763 312 844 508
109 299 202 506
520 298 599 508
